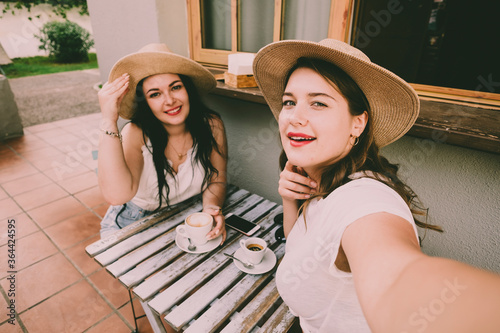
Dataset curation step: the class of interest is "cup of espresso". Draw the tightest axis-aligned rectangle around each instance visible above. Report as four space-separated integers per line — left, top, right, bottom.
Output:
239 237 267 265
176 212 213 246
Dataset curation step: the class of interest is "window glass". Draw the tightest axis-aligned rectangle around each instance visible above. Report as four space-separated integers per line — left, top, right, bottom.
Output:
283 0 331 41
239 0 274 53
352 0 500 93
201 0 231 51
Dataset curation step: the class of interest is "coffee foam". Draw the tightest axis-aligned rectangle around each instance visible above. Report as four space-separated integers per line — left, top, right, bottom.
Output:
187 213 212 227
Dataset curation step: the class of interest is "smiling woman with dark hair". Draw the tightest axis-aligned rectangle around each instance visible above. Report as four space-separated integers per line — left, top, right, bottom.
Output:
253 38 500 333
97 43 228 243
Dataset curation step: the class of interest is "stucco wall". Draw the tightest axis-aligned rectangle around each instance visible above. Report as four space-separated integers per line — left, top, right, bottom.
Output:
87 0 500 274
87 0 160 84
0 4 93 59
204 96 283 200
87 0 189 85
383 138 500 272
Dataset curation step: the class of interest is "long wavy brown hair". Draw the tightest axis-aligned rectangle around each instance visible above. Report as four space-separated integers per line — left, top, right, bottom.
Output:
279 58 442 238
131 75 224 212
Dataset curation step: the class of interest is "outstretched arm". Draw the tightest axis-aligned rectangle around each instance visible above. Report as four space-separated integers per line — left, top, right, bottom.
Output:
342 212 500 333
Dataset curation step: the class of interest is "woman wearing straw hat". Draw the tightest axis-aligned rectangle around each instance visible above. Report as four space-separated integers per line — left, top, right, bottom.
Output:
98 43 227 242
253 39 500 332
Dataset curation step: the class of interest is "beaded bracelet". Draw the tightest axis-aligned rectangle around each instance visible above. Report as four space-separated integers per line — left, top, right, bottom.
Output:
100 129 122 142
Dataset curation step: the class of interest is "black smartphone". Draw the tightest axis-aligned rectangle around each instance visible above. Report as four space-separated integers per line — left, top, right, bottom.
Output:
225 213 261 236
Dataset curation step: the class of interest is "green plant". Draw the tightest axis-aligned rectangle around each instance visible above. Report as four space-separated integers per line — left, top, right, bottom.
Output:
35 20 94 63
1 0 88 19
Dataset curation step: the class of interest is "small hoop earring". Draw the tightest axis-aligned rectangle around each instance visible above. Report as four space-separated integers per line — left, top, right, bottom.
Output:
353 136 360 146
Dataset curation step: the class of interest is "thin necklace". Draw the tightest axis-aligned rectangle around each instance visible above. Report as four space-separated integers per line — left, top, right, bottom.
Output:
169 137 189 159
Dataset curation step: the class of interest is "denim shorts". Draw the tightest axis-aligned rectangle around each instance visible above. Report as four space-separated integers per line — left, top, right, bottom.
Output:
100 201 153 238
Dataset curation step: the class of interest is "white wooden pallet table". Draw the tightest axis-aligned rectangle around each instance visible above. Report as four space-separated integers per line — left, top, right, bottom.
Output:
86 184 298 333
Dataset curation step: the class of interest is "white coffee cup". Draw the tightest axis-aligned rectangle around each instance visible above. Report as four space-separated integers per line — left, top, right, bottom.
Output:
239 237 267 265
176 212 213 246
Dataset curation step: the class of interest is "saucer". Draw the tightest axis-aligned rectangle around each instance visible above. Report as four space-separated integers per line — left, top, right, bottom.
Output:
232 248 277 274
175 233 222 254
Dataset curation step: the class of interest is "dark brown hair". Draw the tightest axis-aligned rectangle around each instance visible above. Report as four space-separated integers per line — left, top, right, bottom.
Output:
279 58 442 236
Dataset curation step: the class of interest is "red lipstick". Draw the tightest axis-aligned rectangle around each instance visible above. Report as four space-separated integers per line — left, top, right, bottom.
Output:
287 132 316 147
165 106 181 116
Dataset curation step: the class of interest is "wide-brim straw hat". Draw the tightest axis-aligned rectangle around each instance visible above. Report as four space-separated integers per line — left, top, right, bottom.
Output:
109 43 216 119
253 39 419 147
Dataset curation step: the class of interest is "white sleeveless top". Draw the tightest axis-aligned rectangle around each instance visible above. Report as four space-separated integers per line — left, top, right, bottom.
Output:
131 140 206 211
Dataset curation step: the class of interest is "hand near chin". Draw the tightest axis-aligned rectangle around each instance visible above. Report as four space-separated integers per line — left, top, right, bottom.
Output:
278 161 317 202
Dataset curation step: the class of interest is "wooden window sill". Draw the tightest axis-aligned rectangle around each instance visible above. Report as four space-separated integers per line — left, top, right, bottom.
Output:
208 69 500 155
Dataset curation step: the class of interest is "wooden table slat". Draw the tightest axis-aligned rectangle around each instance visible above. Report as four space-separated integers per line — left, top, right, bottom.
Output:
148 243 237 314
119 187 259 289
238 199 278 222
166 243 286 330
106 229 176 277
219 279 281 333
132 243 217 301
132 195 276 301
85 195 201 257
223 193 266 217
94 203 202 266
166 263 244 330
148 208 281 315
258 302 297 333
182 244 286 333
182 275 270 333
86 184 241 258
119 242 184 288
220 187 251 210
85 185 295 333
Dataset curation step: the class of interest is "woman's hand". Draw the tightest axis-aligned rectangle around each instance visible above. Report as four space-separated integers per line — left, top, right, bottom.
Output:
204 205 226 244
98 73 130 123
279 161 317 202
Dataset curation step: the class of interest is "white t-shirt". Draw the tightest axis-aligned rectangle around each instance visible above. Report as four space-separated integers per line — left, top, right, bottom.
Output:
276 176 419 333
131 141 206 211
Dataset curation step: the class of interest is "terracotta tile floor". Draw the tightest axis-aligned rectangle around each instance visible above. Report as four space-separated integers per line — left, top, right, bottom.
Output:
0 113 154 332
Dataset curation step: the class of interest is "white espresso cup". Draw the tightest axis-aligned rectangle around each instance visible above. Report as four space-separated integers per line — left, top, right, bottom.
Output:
239 237 267 265
176 212 213 246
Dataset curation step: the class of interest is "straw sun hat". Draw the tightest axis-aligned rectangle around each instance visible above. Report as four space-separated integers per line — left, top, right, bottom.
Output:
108 43 216 119
253 39 419 147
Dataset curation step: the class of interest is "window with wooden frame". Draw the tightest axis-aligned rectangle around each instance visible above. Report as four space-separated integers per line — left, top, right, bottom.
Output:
187 0 500 110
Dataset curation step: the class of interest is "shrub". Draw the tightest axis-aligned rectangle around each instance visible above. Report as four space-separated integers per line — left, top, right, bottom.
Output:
36 20 94 63
1 1 88 19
